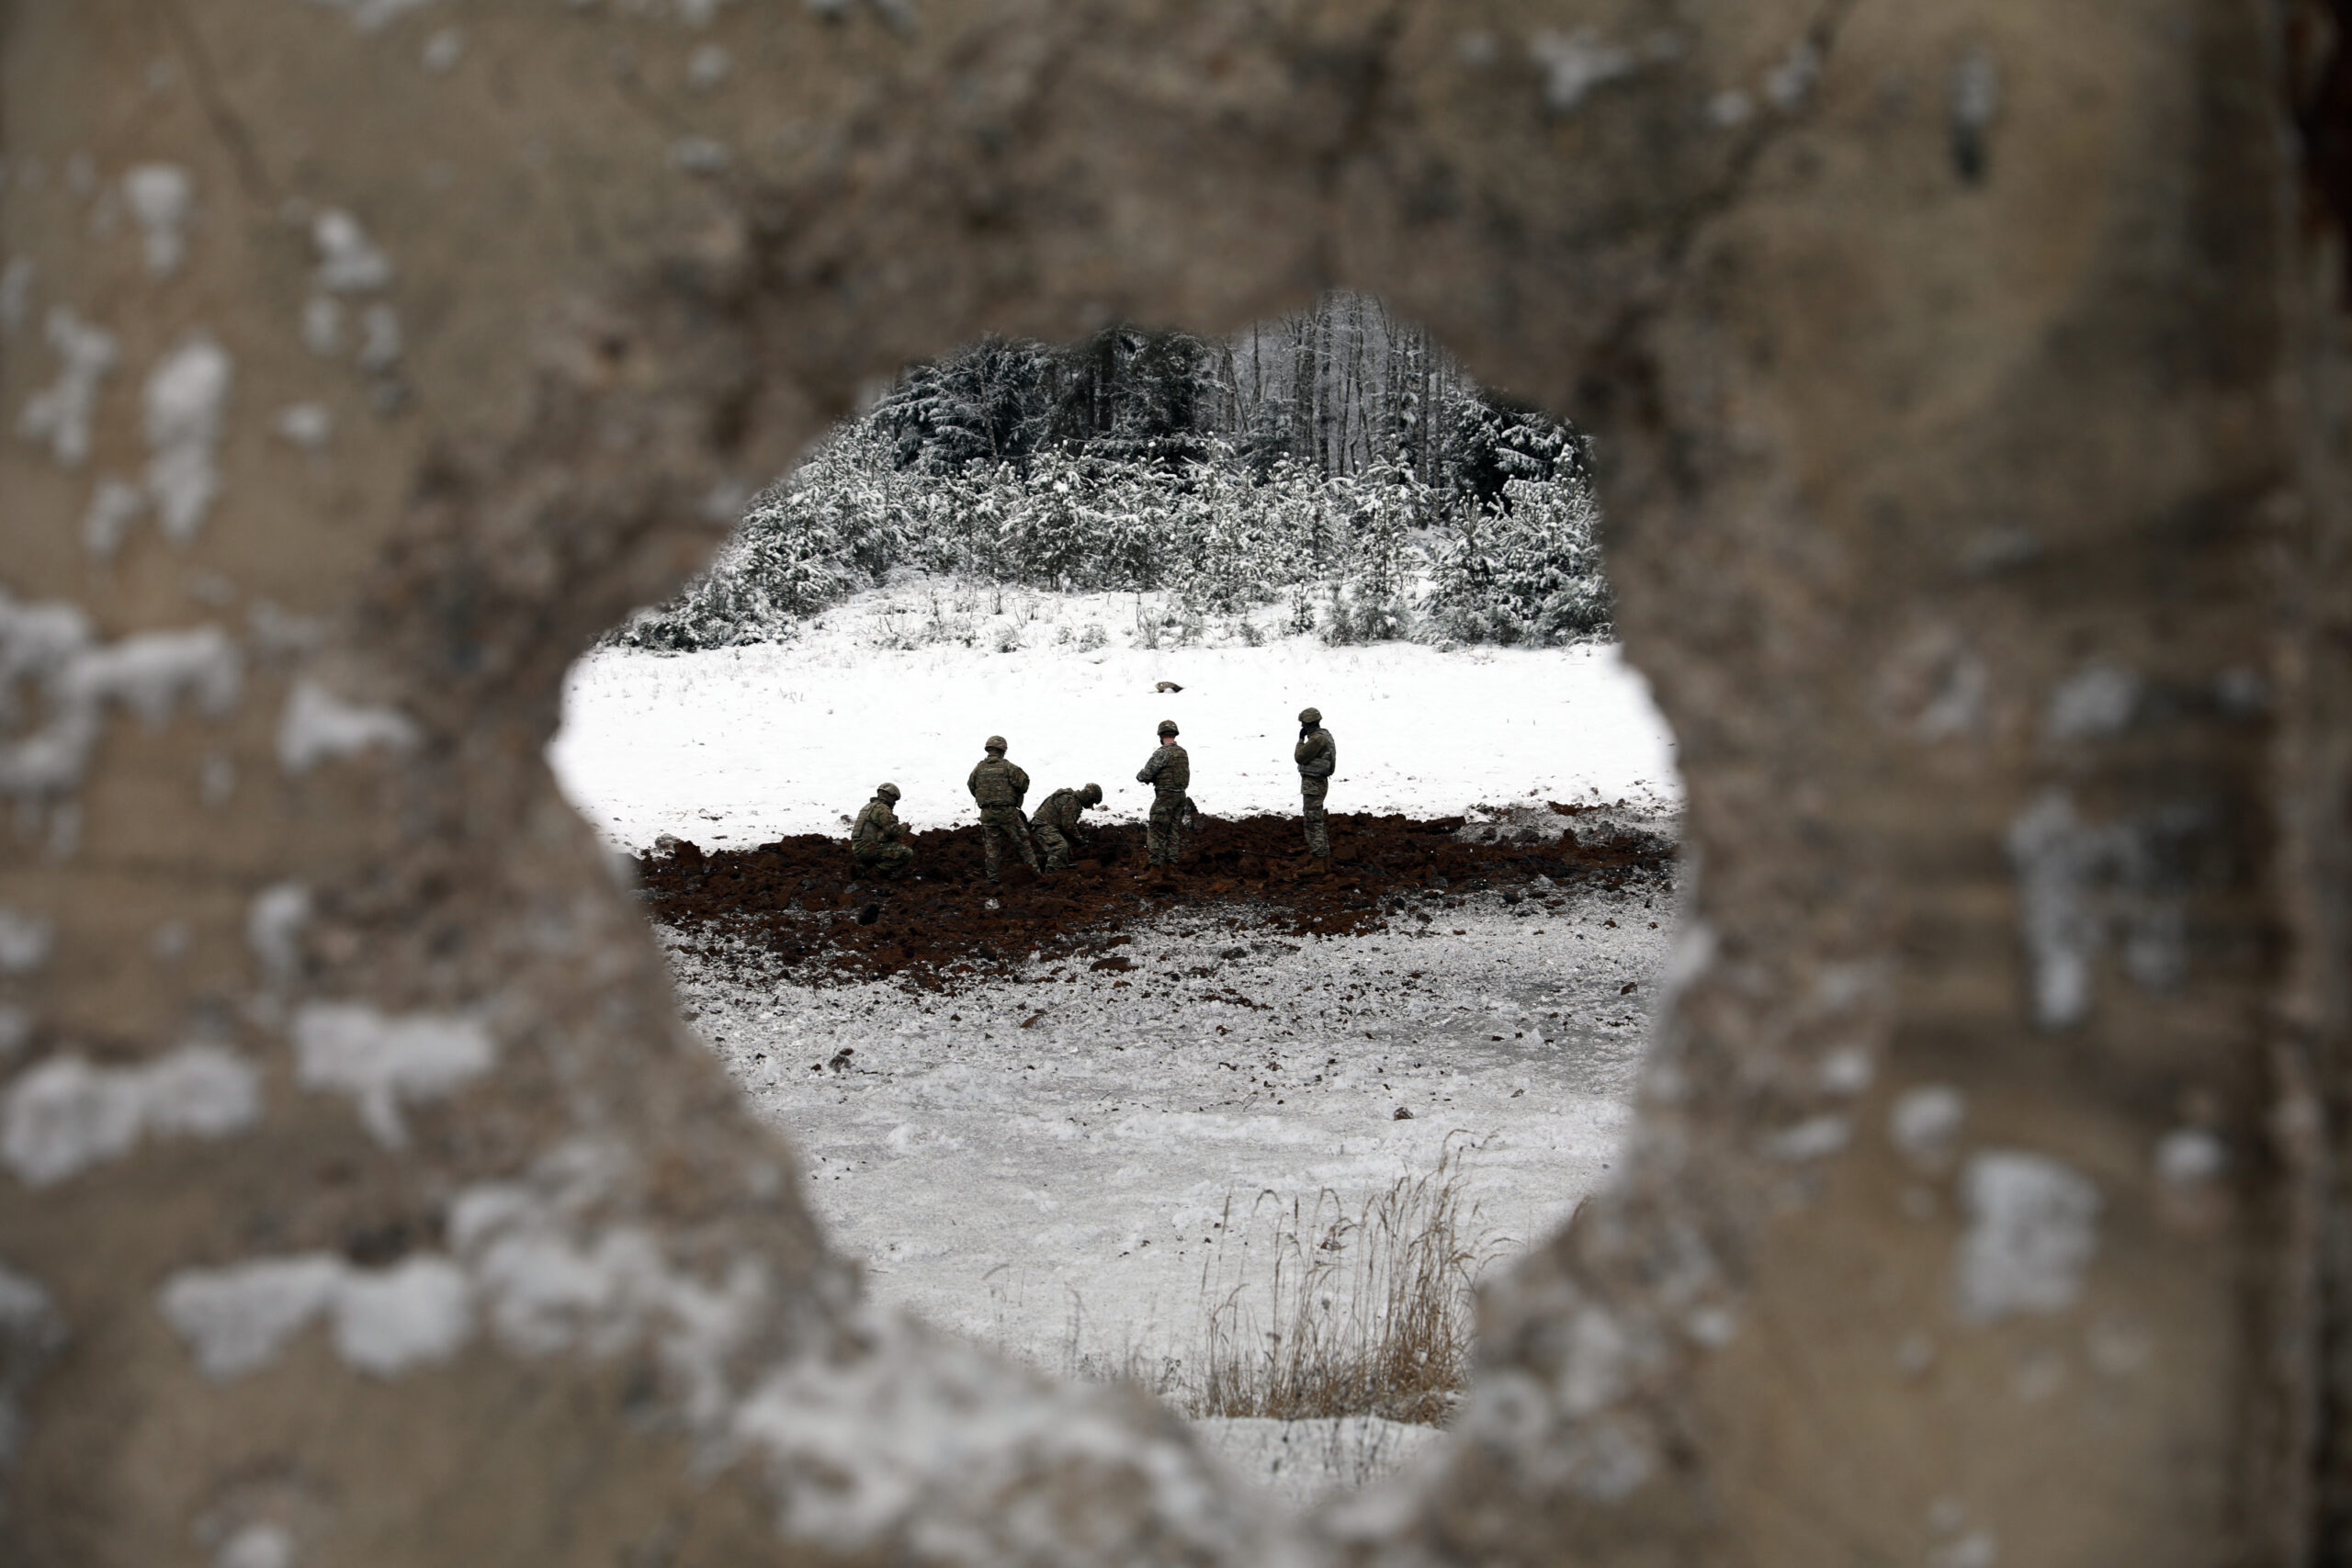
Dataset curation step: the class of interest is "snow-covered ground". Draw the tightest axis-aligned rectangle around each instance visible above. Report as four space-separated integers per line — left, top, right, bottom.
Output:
550 584 1679 852
550 593 1684 1504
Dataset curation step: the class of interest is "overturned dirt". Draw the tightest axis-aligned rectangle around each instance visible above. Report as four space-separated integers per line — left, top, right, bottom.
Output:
638 807 1677 989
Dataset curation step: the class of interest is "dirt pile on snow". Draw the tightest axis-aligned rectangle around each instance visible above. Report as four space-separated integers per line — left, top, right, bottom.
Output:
638 807 1674 988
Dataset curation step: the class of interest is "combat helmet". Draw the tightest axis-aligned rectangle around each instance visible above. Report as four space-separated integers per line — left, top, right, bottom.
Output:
1299 706 1322 725
1158 720 1180 737
1081 784 1102 805
876 783 901 802
985 735 1008 753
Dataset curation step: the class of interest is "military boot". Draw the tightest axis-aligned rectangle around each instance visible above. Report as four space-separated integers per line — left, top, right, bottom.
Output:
1311 855 1333 876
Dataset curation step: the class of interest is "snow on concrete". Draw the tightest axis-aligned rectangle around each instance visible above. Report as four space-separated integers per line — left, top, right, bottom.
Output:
2 1045 262 1187
142 333 232 544
289 1003 494 1146
549 587 1679 852
276 678 417 774
1955 1149 2100 1324
157 1251 473 1381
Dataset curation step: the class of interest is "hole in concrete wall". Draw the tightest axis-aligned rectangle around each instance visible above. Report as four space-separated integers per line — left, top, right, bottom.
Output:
548 291 1683 1506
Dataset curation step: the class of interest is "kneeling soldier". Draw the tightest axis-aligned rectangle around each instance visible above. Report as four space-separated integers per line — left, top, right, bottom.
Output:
967 735 1040 884
1136 719 1190 876
852 783 915 880
1029 783 1102 871
1295 705 1336 874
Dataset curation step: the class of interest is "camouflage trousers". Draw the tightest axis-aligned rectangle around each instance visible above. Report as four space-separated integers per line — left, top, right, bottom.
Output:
1032 823 1077 871
979 805 1037 881
854 842 914 880
1148 790 1185 865
1300 777 1329 857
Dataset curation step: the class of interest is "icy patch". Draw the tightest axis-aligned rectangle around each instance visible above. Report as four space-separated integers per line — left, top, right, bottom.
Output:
291 1003 495 1146
122 164 193 278
277 678 418 773
158 1252 471 1381
1955 1150 2099 1324
0 911 53 978
17 307 118 468
1 1045 263 1187
142 334 232 544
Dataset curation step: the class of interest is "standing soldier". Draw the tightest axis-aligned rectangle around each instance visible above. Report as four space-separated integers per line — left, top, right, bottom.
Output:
1295 705 1336 874
1136 719 1190 879
1029 783 1102 872
967 735 1039 884
852 783 915 881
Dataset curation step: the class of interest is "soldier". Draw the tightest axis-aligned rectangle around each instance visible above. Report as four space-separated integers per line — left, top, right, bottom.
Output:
1136 719 1190 877
851 783 915 881
967 735 1039 884
1295 705 1336 874
1029 783 1102 872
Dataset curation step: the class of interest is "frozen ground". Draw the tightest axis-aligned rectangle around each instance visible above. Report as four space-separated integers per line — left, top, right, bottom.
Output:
554 598 1683 1504
550 582 1679 852
660 876 1674 1501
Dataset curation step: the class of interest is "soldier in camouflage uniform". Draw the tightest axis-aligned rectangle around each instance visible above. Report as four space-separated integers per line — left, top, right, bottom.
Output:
852 783 915 880
967 735 1039 883
1136 719 1190 874
1295 706 1336 873
1028 783 1102 872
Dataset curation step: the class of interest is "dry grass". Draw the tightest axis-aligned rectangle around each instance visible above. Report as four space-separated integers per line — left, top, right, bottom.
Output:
1181 1142 1506 1427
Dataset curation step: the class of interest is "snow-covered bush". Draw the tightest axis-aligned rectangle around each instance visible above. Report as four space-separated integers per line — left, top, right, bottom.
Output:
616 294 1611 650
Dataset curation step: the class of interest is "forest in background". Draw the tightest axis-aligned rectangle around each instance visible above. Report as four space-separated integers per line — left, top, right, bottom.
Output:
618 293 1611 651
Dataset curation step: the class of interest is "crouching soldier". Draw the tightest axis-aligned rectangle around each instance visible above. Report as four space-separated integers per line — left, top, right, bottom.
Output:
967 735 1040 884
852 783 915 881
1295 705 1336 874
1029 783 1102 871
1136 719 1190 879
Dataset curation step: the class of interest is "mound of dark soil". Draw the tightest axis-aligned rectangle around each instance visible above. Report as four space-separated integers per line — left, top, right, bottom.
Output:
639 810 1674 989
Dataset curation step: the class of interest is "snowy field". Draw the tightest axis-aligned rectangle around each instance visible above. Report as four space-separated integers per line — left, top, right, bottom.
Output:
550 594 1684 1503
549 585 1679 852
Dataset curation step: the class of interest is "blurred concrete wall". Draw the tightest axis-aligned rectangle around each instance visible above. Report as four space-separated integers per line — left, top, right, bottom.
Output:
1 2 2344 1564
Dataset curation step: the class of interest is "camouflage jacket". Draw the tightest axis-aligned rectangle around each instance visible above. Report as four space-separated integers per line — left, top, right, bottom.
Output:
1136 742 1190 795
967 757 1030 807
852 798 905 850
1031 788 1091 835
1295 725 1336 780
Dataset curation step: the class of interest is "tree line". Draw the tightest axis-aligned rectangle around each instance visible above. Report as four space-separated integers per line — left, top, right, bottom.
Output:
617 292 1611 651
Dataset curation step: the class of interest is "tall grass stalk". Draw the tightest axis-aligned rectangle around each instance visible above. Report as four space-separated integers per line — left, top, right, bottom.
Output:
1186 1144 1503 1427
